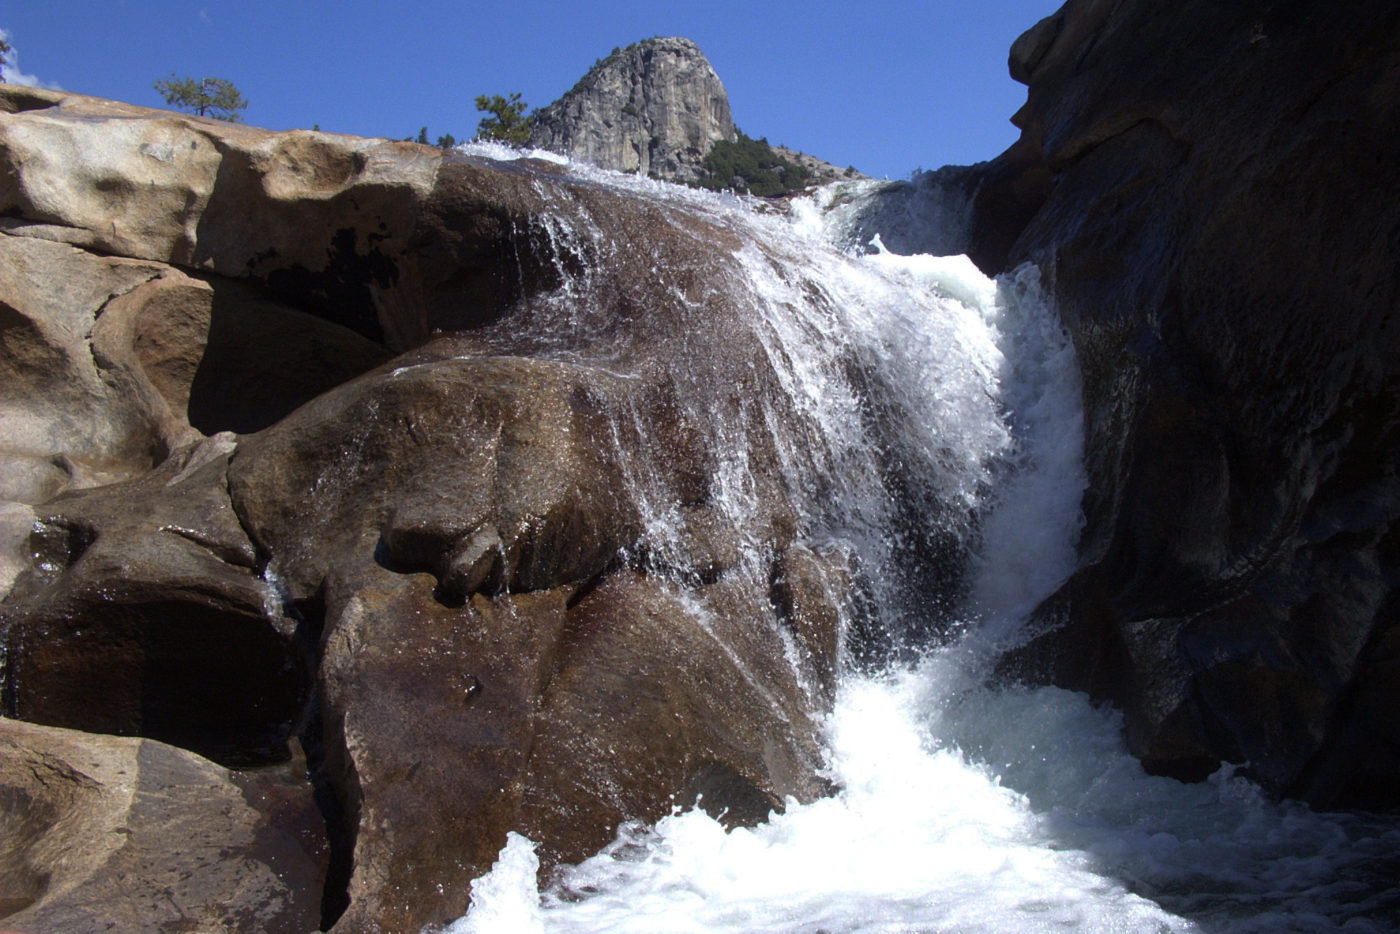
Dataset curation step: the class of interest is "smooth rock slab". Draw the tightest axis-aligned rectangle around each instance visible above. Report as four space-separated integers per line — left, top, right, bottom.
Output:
0 718 325 934
0 235 181 499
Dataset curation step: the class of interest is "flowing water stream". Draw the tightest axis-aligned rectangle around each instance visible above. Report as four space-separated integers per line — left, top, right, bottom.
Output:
442 150 1400 934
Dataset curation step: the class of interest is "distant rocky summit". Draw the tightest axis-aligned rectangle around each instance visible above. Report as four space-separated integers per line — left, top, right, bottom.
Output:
526 36 853 191
528 37 736 182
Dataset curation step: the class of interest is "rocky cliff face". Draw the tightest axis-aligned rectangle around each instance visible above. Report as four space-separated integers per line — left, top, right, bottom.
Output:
972 0 1400 809
0 86 846 933
528 37 737 180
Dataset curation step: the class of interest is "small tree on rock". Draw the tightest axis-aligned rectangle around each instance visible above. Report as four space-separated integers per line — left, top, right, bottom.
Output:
0 36 12 83
474 92 532 144
153 75 248 121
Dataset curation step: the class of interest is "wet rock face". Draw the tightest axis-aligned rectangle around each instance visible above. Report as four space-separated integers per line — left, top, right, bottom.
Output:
529 37 737 180
0 87 847 932
985 0 1400 807
228 351 643 606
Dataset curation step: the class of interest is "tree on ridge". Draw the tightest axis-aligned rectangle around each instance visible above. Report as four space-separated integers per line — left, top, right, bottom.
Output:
153 75 248 122
474 92 533 144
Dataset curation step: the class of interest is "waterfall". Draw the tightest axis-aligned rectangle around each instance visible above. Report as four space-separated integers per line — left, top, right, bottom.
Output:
444 149 1400 934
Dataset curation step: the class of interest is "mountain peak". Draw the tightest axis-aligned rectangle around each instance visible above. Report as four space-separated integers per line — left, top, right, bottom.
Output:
529 36 736 180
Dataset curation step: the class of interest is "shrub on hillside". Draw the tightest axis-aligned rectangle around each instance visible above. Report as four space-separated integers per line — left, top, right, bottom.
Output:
695 133 812 197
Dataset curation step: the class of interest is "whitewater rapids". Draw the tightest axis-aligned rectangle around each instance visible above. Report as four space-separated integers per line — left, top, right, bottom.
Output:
442 151 1400 934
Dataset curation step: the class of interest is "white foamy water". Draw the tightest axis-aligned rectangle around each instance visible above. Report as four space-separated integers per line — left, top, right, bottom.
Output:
453 669 1397 934
441 152 1400 934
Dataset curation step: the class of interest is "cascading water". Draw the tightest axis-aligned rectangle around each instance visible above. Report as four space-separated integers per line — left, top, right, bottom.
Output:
443 147 1400 934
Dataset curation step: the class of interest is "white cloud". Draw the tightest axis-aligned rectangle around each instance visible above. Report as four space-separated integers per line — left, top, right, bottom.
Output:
0 29 61 89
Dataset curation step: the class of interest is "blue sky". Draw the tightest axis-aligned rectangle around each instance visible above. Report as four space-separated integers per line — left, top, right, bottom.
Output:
2 1 1060 179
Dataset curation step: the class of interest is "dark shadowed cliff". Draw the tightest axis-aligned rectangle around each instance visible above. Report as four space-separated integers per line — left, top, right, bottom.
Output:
975 0 1400 810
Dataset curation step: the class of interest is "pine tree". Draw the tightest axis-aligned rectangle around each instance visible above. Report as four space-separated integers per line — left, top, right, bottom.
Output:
473 92 532 145
153 75 248 122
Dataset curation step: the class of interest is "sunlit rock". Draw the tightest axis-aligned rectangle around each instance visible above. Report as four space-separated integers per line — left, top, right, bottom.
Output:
529 37 736 181
0 718 325 934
